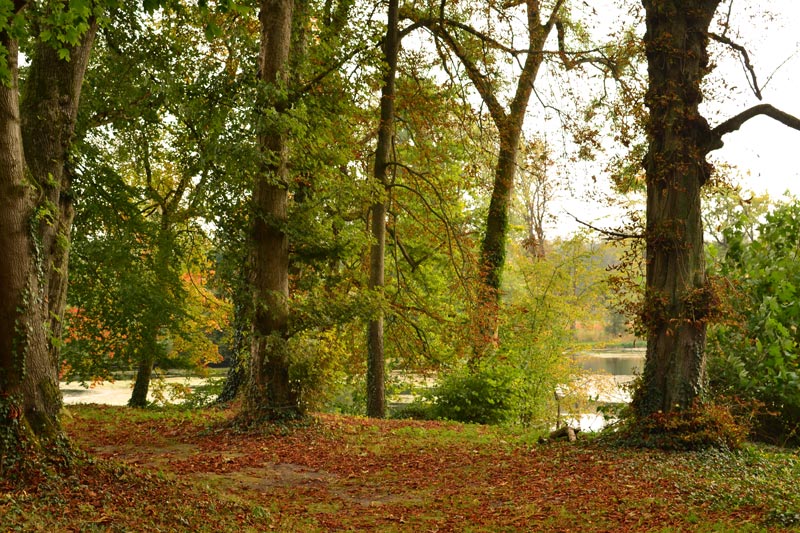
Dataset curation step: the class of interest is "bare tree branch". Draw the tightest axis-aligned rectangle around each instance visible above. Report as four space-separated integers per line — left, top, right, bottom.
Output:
709 103 800 152
708 31 762 100
566 211 643 240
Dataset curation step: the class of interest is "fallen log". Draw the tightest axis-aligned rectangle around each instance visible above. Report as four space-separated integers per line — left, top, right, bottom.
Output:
538 425 579 444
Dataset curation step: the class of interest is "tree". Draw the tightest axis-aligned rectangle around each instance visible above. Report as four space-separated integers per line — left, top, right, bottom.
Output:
515 138 553 259
633 0 800 418
365 0 400 419
405 0 567 356
0 2 98 463
246 0 300 418
61 4 246 407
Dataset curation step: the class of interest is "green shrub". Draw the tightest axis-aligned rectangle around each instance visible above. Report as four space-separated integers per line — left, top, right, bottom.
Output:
707 201 800 445
389 400 437 420
429 365 518 425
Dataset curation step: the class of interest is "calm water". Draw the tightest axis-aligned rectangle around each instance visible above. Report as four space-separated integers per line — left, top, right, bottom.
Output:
61 376 209 406
573 348 645 377
562 348 646 431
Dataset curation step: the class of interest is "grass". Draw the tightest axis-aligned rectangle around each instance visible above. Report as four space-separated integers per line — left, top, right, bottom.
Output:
1 404 798 532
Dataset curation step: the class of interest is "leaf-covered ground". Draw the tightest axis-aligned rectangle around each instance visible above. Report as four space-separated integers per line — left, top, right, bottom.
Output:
2 404 799 532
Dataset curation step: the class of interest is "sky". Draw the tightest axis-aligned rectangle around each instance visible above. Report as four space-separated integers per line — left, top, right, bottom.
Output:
535 0 800 237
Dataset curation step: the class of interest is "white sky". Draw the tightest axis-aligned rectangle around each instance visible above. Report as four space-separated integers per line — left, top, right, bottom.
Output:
535 0 800 237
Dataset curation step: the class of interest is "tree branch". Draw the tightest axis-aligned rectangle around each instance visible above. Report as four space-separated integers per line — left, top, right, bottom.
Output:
708 103 800 152
708 31 762 100
566 212 643 240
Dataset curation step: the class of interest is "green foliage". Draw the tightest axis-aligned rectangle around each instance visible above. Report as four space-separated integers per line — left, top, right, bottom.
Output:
389 399 436 420
288 328 351 413
708 200 800 444
429 364 518 425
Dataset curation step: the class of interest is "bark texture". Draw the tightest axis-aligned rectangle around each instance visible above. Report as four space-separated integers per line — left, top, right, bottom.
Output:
634 0 720 416
366 0 400 419
247 0 300 419
129 349 155 408
1 8 97 458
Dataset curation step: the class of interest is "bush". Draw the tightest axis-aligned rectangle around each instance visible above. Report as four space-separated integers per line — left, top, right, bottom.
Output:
389 400 437 420
429 365 518 425
707 201 800 445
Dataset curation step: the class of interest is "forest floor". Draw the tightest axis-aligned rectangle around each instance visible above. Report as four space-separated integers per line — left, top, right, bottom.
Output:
2 404 799 532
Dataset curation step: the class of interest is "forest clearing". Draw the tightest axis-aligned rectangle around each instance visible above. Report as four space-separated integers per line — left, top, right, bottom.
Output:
2 404 799 532
3 1 800 531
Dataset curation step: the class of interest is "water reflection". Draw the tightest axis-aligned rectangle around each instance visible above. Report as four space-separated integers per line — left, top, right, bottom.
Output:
564 348 646 431
573 348 645 376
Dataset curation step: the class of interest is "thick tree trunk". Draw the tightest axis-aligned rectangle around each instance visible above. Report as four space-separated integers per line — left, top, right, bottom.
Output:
246 0 300 419
366 0 399 419
1 12 96 461
633 0 720 417
21 23 97 365
0 36 58 449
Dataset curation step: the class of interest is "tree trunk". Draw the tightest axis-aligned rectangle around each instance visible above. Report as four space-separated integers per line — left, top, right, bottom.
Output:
450 0 558 359
633 0 720 417
1 11 96 462
128 218 175 408
366 0 400 419
366 198 387 417
246 0 300 419
475 130 522 349
21 22 97 366
129 351 155 408
0 34 59 452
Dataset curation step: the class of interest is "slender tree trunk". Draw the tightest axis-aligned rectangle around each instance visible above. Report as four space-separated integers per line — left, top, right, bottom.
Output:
246 0 300 419
633 0 720 416
366 197 387 417
129 350 155 408
128 219 175 408
366 0 400 419
475 130 522 349
425 0 559 359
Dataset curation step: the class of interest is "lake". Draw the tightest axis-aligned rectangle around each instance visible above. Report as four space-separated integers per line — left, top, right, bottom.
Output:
61 376 211 406
573 348 645 377
565 347 646 430
61 348 647 432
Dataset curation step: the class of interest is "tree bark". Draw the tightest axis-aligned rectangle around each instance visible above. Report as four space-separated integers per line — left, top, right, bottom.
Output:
633 0 720 416
366 0 400 419
21 21 98 365
246 0 300 419
1 6 97 460
129 350 155 408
